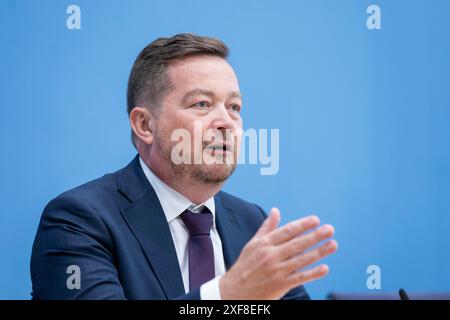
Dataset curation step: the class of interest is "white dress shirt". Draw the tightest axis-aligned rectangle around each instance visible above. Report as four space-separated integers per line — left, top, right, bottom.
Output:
139 157 225 300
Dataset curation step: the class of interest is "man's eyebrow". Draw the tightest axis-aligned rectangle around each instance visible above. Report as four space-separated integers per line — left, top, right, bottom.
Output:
229 91 242 100
181 88 242 104
181 89 215 104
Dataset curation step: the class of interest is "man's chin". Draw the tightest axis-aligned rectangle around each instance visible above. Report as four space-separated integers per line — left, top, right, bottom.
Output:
192 164 236 185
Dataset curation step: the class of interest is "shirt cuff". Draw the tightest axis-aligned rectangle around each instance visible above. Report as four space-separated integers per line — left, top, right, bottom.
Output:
200 275 223 300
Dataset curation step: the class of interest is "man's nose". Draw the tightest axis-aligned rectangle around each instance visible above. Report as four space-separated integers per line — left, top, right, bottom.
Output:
209 104 236 130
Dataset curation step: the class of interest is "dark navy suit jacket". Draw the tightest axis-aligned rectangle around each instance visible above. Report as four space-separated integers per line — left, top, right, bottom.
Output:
30 155 309 300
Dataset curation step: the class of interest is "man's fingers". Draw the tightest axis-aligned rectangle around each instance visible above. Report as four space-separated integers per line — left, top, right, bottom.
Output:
286 264 330 288
278 224 335 259
282 240 338 273
254 207 281 237
267 215 320 245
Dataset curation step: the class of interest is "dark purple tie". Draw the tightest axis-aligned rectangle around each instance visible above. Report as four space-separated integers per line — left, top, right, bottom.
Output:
180 207 215 291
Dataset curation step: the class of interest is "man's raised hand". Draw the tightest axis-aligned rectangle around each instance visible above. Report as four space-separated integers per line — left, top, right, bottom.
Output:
220 207 338 300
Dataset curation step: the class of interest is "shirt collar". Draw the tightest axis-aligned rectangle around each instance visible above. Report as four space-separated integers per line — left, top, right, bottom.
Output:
139 157 216 224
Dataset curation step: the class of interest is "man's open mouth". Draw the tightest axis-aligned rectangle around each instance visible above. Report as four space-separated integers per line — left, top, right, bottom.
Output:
205 143 233 153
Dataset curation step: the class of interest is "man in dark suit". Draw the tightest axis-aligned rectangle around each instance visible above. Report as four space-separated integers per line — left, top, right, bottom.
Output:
30 33 337 300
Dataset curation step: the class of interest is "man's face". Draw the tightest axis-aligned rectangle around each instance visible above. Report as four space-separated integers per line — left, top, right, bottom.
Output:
151 54 243 185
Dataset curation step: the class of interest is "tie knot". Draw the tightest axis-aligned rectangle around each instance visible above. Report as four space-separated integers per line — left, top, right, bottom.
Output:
180 208 212 236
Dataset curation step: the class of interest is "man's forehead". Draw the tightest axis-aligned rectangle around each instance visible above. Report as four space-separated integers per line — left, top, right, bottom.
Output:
167 55 240 98
169 55 237 79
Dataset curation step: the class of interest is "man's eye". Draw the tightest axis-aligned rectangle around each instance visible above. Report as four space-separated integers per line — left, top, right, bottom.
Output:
231 104 241 112
193 101 209 108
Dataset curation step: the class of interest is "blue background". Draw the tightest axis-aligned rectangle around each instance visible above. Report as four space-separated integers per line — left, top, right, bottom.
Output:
1 0 449 299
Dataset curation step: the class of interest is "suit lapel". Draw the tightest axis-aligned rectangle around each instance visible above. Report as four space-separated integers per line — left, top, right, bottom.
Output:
214 193 244 270
118 156 185 299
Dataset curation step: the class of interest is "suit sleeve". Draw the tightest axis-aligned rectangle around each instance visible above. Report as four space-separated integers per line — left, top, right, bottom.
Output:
30 195 127 299
253 203 311 300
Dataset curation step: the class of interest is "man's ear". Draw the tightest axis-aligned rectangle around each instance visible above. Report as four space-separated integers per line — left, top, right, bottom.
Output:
129 107 154 145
